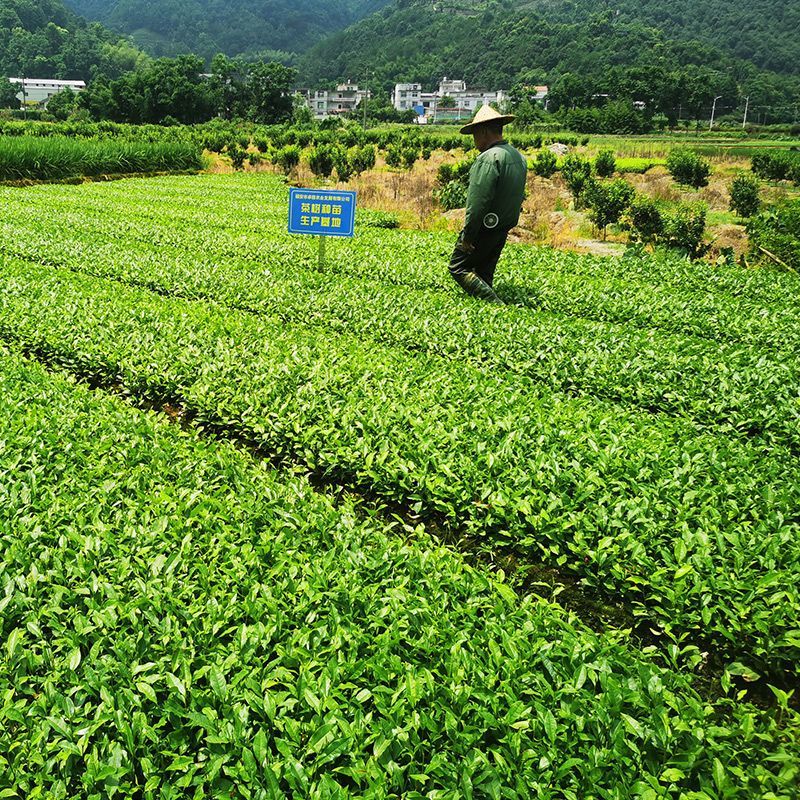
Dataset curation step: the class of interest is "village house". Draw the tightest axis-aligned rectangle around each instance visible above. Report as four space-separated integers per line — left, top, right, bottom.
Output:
9 77 86 107
392 77 527 123
298 81 370 120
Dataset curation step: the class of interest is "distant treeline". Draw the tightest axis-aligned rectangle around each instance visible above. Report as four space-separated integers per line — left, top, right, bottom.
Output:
6 66 800 135
24 55 299 126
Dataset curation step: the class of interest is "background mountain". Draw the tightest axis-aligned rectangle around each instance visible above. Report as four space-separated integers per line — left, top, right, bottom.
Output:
63 0 394 62
300 0 800 120
0 0 145 79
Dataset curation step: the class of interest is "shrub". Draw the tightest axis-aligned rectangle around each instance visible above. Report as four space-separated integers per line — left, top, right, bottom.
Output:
202 132 229 153
532 150 557 178
729 173 761 218
436 180 468 211
437 156 475 187
227 144 247 170
751 151 795 182
662 204 708 259
594 149 616 178
584 178 635 239
319 116 342 130
350 144 376 175
401 143 419 170
333 147 353 182
308 144 335 178
296 130 314 148
624 196 664 246
434 154 476 209
666 149 711 188
274 144 301 174
560 154 593 206
339 126 363 148
385 142 403 168
622 197 707 258
747 200 800 271
440 135 463 151
436 163 455 186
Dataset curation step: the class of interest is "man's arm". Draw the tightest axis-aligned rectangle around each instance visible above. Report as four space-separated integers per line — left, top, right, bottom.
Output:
463 156 499 245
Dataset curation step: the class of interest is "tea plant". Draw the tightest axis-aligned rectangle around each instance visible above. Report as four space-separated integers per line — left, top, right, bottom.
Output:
1 255 800 678
8 174 799 351
1 350 797 798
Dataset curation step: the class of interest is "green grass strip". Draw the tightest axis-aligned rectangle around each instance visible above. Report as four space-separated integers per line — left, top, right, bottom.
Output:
0 136 204 181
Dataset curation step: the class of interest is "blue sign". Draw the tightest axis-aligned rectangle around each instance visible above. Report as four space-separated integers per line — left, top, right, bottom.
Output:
288 188 357 237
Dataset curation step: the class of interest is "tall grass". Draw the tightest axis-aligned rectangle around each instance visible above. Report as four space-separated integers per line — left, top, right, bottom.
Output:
0 136 205 181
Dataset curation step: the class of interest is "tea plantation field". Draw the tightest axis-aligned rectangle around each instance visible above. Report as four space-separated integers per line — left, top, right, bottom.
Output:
0 174 798 798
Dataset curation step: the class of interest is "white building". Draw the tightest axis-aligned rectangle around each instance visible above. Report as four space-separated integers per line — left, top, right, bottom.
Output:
10 78 86 106
392 83 424 111
438 77 466 96
301 81 370 120
392 77 511 122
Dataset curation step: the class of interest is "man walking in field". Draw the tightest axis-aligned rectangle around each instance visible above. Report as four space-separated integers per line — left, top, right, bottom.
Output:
449 105 528 304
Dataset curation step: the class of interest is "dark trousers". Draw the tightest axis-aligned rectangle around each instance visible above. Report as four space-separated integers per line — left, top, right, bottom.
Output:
448 228 509 287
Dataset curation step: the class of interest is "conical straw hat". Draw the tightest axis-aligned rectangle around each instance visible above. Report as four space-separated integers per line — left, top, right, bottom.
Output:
459 104 516 135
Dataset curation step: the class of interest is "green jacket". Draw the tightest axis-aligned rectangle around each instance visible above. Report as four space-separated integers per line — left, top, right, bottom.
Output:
464 141 528 243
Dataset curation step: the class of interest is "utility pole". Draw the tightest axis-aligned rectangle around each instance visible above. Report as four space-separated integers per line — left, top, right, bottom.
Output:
362 70 374 130
21 76 27 119
742 96 749 129
362 74 368 129
709 95 722 131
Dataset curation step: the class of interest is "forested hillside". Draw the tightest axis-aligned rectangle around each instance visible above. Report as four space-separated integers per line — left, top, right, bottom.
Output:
64 0 393 61
517 0 800 76
300 0 800 122
0 0 145 80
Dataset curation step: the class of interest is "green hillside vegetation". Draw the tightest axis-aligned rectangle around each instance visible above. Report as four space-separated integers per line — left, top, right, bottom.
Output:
502 0 800 76
301 0 800 123
0 0 145 80
64 0 394 61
